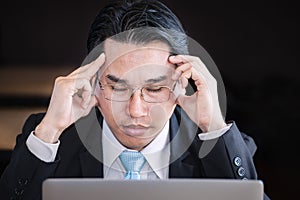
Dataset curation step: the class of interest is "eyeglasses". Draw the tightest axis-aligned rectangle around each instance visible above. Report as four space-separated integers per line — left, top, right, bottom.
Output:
98 82 176 103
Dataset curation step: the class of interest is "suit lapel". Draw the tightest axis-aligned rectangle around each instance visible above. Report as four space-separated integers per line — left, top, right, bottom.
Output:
79 150 103 177
169 152 196 178
168 107 203 178
77 107 104 178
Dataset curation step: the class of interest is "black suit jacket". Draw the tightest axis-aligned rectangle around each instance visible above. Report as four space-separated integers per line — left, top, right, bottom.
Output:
0 107 269 200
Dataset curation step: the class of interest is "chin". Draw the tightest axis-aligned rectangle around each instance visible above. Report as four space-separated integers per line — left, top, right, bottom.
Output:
119 133 154 151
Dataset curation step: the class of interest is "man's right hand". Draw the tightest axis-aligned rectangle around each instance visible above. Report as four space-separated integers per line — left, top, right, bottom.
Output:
34 53 105 143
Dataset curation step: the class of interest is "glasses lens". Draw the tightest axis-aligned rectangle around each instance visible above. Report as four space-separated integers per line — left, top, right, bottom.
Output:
101 84 172 103
142 86 170 103
103 84 130 101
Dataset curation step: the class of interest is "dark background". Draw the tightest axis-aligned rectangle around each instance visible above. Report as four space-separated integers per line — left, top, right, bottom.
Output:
1 0 299 199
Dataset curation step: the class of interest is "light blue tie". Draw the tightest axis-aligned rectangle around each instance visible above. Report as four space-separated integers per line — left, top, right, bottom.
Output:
119 150 146 180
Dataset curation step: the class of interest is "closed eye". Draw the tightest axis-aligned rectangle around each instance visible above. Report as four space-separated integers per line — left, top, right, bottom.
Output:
110 86 127 91
144 86 164 93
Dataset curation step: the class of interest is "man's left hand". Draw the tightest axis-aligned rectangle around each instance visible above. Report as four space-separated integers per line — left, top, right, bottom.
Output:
169 55 227 132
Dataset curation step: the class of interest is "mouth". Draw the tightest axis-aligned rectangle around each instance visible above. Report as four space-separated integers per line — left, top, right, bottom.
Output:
121 125 150 137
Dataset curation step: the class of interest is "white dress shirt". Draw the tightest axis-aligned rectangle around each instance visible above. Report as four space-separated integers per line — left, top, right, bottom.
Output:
102 120 170 179
26 119 232 179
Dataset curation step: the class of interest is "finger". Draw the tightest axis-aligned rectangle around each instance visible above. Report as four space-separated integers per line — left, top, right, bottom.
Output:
170 54 201 62
69 53 105 79
182 69 192 79
176 67 206 93
81 92 98 110
176 93 188 107
81 90 92 109
180 76 189 89
71 78 92 97
82 96 98 116
188 67 203 90
73 91 91 109
83 53 106 77
181 70 192 88
171 63 192 80
169 55 189 64
79 79 94 109
169 54 211 78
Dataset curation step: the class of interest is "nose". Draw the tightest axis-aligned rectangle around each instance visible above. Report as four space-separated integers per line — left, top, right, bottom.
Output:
128 90 148 118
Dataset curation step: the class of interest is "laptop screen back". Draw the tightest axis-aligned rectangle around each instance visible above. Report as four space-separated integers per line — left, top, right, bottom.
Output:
42 178 264 200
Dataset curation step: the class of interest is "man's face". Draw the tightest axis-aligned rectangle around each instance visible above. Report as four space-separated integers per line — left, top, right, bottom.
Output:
94 39 177 150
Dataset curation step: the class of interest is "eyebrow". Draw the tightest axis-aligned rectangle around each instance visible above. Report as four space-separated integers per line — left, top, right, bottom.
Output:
105 74 127 84
145 75 167 84
105 74 167 84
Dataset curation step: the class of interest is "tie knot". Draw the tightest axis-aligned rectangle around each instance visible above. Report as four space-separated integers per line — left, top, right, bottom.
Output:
119 150 146 179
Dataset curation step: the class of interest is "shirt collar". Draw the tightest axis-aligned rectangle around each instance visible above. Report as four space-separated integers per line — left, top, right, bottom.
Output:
102 119 170 179
102 120 126 168
141 120 170 179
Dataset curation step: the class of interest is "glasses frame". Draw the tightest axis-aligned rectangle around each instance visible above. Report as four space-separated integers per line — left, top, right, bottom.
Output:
98 81 177 103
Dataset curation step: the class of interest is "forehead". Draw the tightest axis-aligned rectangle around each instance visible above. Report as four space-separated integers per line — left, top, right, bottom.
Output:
104 39 171 65
102 39 175 83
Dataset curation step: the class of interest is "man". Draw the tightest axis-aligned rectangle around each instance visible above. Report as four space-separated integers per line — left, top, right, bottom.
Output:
0 0 269 199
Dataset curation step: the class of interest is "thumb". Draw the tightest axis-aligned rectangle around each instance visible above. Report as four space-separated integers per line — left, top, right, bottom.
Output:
175 94 186 107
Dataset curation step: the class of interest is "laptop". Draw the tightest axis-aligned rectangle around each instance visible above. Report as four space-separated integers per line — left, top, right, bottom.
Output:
42 178 264 200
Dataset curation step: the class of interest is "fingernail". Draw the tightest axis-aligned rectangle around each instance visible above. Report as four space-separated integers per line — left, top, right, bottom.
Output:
169 55 175 60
